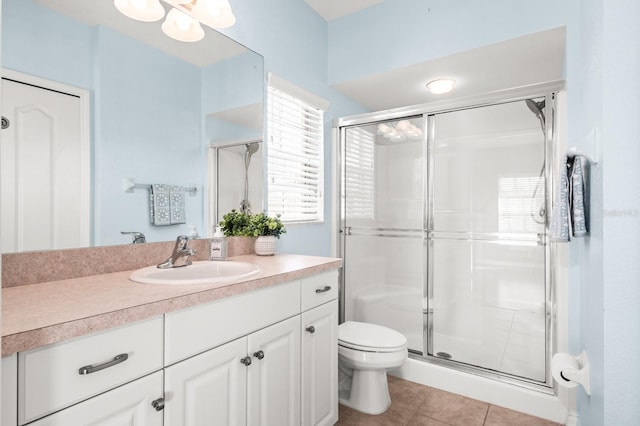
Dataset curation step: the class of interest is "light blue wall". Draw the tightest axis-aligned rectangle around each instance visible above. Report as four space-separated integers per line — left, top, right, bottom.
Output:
600 0 640 423
3 0 211 246
327 0 571 84
92 27 203 246
2 0 93 89
215 0 370 256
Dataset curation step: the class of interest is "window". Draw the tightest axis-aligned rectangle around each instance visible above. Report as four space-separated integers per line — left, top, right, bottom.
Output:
345 127 375 220
267 75 327 223
498 175 545 233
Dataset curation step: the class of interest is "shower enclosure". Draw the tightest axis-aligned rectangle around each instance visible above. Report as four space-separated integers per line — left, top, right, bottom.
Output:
338 90 557 390
211 140 263 226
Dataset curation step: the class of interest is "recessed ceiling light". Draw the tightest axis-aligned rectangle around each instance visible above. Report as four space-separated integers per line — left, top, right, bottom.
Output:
426 78 455 95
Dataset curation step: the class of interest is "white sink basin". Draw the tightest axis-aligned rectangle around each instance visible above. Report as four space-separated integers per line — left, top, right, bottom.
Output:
130 261 260 285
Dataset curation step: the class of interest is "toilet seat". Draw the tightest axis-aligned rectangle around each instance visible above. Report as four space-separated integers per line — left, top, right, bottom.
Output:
338 321 407 353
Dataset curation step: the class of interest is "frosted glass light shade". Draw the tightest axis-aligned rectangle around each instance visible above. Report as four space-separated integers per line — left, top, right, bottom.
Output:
426 79 456 94
166 0 236 29
114 0 165 22
162 8 205 42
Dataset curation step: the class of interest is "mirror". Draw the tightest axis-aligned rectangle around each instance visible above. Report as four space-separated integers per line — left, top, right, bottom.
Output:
1 0 264 253
213 140 263 225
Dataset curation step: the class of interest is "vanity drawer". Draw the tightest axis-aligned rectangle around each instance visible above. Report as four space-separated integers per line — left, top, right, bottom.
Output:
301 270 339 312
165 279 301 365
18 316 163 425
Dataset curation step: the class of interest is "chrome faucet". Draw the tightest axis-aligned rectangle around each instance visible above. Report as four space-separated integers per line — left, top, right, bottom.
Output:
157 235 196 269
121 231 146 244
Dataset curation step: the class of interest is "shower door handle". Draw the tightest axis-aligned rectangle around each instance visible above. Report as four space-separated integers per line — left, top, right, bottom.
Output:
342 227 352 236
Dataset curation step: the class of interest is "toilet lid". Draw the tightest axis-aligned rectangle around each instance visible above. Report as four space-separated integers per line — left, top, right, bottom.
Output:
338 321 407 352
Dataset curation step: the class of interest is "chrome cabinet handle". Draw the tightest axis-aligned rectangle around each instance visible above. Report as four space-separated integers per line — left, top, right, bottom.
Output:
78 353 128 375
253 350 265 360
306 326 316 334
315 286 331 294
240 356 252 366
151 398 165 411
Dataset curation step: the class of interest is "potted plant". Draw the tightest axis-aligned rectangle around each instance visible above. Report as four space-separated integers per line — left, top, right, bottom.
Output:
219 210 286 256
248 212 286 255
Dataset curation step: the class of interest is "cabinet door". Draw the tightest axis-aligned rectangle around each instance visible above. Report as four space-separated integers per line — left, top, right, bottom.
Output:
301 300 338 426
28 371 163 426
164 337 247 426
247 316 301 426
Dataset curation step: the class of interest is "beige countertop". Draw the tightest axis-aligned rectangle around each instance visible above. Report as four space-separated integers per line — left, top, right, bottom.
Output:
2 254 342 356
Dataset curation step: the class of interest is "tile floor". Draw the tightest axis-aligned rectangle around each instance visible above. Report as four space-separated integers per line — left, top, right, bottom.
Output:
336 376 562 426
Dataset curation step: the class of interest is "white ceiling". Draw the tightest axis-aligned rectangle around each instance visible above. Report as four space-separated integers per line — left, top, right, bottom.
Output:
303 0 383 21
332 27 566 111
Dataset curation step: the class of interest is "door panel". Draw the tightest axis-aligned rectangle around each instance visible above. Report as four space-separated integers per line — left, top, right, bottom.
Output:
164 337 247 426
342 119 425 353
247 316 301 426
1 78 89 252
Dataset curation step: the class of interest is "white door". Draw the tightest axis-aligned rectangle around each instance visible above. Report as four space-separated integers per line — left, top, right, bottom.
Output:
164 337 248 426
247 316 301 426
301 300 338 426
1 77 90 252
28 371 163 426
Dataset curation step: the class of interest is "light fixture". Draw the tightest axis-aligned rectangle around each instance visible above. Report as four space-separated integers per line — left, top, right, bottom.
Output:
162 8 205 42
165 0 236 29
114 0 165 22
426 78 456 95
377 120 423 142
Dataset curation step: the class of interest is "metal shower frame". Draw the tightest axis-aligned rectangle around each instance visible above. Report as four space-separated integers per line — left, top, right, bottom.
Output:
334 80 564 393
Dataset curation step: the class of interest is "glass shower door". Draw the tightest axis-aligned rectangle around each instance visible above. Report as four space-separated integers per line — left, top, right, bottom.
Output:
427 99 548 382
341 118 425 353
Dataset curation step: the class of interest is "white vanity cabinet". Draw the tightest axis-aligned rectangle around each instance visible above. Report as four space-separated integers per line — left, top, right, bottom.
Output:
301 273 339 426
163 270 338 426
3 267 340 426
28 371 164 426
165 315 301 426
17 316 164 425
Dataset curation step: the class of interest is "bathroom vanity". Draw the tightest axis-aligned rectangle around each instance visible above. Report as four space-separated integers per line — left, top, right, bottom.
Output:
1 253 341 426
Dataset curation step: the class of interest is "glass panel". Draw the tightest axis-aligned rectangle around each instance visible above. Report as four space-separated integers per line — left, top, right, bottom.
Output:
343 118 425 352
430 239 546 381
432 100 546 235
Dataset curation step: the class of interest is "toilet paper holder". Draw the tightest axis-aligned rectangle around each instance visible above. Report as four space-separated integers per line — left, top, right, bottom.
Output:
552 350 591 395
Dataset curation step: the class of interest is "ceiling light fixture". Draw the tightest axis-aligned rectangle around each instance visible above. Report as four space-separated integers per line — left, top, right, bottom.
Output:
426 78 456 95
165 0 236 29
114 0 165 22
377 120 423 142
162 8 205 42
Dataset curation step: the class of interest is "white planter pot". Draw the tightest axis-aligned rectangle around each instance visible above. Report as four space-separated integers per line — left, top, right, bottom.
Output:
255 236 277 256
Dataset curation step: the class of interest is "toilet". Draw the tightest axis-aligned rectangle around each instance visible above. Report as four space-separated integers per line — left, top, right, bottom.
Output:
338 321 408 415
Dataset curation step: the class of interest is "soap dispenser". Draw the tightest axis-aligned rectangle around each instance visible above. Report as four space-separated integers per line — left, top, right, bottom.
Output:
210 226 228 261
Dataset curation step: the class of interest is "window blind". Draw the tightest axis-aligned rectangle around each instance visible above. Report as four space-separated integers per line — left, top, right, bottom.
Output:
267 85 324 222
345 128 375 220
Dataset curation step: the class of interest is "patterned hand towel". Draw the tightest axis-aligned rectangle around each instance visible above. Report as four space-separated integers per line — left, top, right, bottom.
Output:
150 184 171 226
550 156 570 242
169 185 186 225
569 155 588 237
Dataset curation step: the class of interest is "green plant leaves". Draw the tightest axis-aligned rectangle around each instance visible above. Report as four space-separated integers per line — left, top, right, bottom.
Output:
219 210 286 238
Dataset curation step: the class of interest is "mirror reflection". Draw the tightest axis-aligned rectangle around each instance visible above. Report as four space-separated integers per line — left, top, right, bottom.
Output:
0 0 264 253
213 140 263 225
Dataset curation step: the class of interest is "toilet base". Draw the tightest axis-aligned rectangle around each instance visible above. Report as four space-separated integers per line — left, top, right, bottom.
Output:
338 369 391 415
